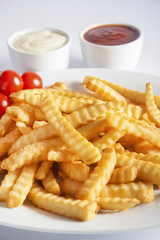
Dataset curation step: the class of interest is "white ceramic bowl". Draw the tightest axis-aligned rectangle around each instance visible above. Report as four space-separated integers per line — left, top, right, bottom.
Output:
8 28 71 73
80 23 143 70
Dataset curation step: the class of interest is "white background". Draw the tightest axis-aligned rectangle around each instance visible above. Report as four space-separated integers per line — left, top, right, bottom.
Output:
0 0 160 239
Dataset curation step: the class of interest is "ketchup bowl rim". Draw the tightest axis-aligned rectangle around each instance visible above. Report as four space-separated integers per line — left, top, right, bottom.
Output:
80 23 143 47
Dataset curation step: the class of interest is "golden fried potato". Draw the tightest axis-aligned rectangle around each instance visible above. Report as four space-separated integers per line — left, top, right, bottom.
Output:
7 164 37 208
76 148 116 201
41 96 101 165
100 182 154 203
58 161 90 183
28 183 98 221
0 169 21 201
42 169 60 195
145 82 160 127
98 197 140 211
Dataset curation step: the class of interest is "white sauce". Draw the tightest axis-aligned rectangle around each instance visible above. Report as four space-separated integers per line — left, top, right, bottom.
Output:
13 30 67 52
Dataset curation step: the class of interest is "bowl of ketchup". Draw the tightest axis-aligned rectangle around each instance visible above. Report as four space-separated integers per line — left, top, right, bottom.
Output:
80 23 143 70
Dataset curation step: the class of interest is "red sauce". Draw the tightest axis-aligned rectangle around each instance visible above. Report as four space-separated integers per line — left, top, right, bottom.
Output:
84 24 139 46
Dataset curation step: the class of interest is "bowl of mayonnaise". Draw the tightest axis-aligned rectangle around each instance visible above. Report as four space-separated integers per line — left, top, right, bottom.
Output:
8 28 71 72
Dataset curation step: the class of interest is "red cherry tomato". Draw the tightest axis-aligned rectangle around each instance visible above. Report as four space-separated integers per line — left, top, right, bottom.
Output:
0 70 23 96
0 93 11 118
21 71 43 90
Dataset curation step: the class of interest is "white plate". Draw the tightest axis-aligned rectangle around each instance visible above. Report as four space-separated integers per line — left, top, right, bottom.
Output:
1 68 160 235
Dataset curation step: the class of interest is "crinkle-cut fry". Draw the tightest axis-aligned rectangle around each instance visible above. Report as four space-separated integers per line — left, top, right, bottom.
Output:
0 127 21 157
49 82 68 90
10 87 104 104
83 76 160 107
97 197 140 211
59 177 82 197
108 166 137 184
124 150 160 165
106 110 160 148
121 104 142 119
134 140 160 154
7 164 37 208
16 122 32 135
57 161 90 183
10 89 43 102
6 106 34 126
41 96 101 165
34 108 46 121
145 82 160 127
1 142 50 171
45 87 105 102
140 112 156 126
47 149 79 162
116 153 160 185
24 93 94 113
28 183 98 221
60 176 149 204
35 161 53 180
42 169 60 195
65 101 125 128
100 182 154 203
0 113 13 137
93 129 124 150
118 134 142 148
48 95 94 113
0 169 21 201
8 124 57 155
84 77 127 102
78 118 109 140
76 148 116 201
23 92 42 107
33 120 48 129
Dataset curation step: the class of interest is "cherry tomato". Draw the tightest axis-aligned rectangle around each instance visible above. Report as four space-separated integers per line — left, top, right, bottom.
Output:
21 71 43 90
0 93 11 118
0 70 23 96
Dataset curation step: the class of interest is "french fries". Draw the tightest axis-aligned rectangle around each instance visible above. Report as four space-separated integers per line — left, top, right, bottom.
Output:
28 183 99 221
7 164 37 208
76 148 116 201
0 113 13 137
106 110 160 148
84 77 127 102
145 82 160 127
97 197 140 211
2 142 50 171
35 161 53 180
0 76 160 221
57 161 90 183
40 96 101 165
0 127 20 157
108 166 137 184
0 169 22 201
100 182 154 203
6 105 34 126
83 76 160 107
42 169 60 195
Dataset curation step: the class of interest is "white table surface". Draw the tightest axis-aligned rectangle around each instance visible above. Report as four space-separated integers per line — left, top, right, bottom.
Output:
0 0 160 239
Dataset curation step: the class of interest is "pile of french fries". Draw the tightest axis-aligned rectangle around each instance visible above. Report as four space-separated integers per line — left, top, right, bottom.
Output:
0 76 160 221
